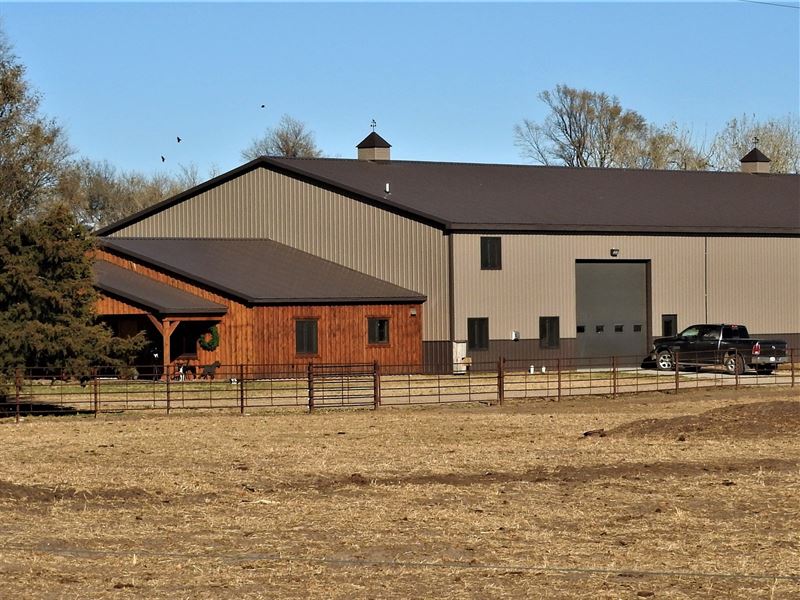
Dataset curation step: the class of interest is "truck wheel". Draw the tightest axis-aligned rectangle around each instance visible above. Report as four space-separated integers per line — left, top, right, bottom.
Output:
723 353 744 376
656 350 675 371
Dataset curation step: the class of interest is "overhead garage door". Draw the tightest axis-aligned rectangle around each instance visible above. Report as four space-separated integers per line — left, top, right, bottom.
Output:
575 261 649 362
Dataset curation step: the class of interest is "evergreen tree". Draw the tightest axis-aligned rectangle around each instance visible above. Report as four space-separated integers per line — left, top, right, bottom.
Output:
0 29 143 389
0 204 144 377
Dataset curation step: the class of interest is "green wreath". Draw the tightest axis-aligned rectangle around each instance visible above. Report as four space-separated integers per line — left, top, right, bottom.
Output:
198 325 220 352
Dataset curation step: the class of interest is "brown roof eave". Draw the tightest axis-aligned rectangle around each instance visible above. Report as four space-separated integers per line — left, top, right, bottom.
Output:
250 296 427 305
97 287 228 316
444 223 800 236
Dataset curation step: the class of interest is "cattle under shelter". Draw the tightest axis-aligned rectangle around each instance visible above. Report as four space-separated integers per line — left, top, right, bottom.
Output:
96 132 800 369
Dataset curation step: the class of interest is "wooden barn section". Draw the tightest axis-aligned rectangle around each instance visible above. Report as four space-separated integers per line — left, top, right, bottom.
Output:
93 238 425 376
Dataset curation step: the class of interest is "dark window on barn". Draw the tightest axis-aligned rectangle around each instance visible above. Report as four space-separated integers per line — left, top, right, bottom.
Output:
295 319 318 355
539 316 560 349
576 325 585 334
480 237 502 270
368 318 390 345
596 325 604 333
662 314 678 337
614 324 624 333
633 324 642 332
467 318 489 351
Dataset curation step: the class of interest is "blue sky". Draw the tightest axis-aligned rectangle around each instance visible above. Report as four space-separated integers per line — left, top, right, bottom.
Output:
1 2 798 179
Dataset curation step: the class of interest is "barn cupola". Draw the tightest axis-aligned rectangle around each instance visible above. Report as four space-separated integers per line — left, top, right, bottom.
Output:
357 131 391 161
740 146 771 174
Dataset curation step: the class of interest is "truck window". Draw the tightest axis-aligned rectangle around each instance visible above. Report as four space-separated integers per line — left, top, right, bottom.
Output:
679 326 700 339
722 325 747 339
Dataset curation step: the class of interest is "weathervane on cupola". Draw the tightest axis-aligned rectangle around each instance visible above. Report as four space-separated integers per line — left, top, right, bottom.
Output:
740 136 771 174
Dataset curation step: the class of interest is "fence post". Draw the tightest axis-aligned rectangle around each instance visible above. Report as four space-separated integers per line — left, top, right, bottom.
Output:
239 364 245 414
307 363 314 412
165 365 171 415
92 368 99 418
612 356 617 398
373 360 381 410
791 348 795 388
14 367 22 423
557 358 562 402
674 351 680 392
735 350 740 389
497 357 505 405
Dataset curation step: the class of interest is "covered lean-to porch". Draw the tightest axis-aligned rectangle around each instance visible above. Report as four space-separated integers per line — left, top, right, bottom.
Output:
94 260 227 378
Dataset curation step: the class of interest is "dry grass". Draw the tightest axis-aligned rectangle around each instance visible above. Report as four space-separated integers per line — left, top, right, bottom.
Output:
1 385 799 598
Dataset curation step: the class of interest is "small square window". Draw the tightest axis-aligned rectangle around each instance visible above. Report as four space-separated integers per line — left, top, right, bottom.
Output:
480 237 502 270
596 325 604 333
577 325 585 334
633 324 642 332
368 318 390 345
539 316 560 349
614 324 624 333
295 319 318 355
467 318 489 351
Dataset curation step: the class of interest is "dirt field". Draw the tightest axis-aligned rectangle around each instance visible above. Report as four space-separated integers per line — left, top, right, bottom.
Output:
1 386 798 599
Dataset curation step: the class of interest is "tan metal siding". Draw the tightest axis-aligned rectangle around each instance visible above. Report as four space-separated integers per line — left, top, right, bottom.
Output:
707 237 800 334
109 168 450 341
452 234 707 341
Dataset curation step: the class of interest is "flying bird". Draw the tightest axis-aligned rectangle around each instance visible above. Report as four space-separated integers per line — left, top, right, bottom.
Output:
176 136 182 143
260 104 266 109
161 155 165 162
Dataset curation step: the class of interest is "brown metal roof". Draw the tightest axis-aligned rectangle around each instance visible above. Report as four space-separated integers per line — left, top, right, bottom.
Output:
98 157 800 236
94 260 228 315
100 238 427 305
356 132 391 149
740 148 771 163
264 158 800 235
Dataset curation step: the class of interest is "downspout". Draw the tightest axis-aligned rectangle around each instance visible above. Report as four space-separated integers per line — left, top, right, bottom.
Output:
704 236 708 322
447 232 455 345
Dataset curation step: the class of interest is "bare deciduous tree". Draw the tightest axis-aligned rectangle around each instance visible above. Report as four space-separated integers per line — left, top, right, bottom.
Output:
242 114 323 160
515 84 712 171
0 30 72 218
709 114 800 174
514 85 648 168
59 159 187 229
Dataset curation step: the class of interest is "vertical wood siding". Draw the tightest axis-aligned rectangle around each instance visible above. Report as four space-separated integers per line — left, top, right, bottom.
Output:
96 295 147 315
109 168 449 342
249 304 422 367
95 250 422 367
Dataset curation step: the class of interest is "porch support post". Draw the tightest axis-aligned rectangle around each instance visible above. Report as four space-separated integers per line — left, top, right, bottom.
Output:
146 314 180 380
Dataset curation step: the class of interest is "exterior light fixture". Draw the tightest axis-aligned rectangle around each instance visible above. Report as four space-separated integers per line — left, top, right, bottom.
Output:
610 248 620 257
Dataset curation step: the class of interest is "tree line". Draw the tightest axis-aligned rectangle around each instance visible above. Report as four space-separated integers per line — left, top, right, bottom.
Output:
514 84 799 173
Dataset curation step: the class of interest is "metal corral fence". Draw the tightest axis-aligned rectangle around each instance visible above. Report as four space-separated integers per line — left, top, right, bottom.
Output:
2 349 797 420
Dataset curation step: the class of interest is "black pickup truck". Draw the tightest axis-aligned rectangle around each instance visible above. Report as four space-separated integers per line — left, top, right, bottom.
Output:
648 324 789 375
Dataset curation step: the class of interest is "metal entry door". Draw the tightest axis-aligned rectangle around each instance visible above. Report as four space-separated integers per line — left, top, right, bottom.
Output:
575 262 648 362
